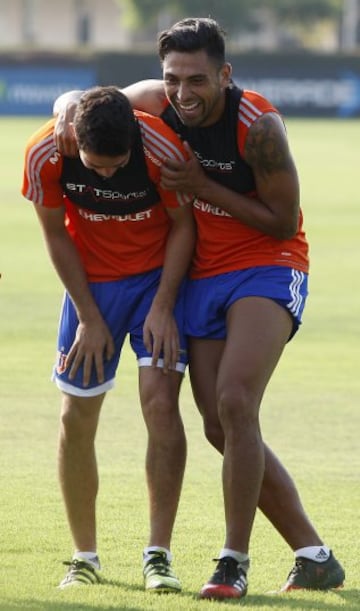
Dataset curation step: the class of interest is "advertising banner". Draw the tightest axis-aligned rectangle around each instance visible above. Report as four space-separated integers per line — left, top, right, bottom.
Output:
0 66 96 115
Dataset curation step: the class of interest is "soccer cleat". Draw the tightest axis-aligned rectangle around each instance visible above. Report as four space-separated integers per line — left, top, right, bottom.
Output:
281 551 345 591
200 556 248 600
143 550 181 593
58 558 102 589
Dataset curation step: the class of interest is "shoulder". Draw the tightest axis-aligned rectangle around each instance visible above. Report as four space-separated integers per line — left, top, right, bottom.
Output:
24 118 63 187
237 89 281 154
25 118 59 164
135 111 187 162
238 89 279 126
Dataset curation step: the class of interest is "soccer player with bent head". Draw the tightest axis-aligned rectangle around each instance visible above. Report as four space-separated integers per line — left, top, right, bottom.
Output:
53 18 345 600
22 85 195 591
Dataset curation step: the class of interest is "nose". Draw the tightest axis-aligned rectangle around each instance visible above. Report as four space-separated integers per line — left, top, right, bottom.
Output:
176 81 190 102
97 167 116 179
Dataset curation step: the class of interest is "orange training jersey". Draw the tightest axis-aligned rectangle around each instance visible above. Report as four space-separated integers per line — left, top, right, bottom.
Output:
22 112 192 281
160 87 309 279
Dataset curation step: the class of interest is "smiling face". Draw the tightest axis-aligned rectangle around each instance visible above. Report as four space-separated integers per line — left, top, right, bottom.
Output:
162 50 231 127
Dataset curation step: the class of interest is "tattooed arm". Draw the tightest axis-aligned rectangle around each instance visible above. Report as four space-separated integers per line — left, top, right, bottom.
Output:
160 112 300 239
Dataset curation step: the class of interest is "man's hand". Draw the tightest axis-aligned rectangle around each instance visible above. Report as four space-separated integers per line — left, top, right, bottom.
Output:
143 304 180 374
54 101 79 157
66 318 115 387
160 141 209 197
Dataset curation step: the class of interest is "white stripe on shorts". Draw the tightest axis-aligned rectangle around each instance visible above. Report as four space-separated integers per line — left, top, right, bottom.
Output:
287 269 305 317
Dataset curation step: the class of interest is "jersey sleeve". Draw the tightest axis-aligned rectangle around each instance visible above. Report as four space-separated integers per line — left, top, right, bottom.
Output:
21 118 65 208
136 111 193 209
237 90 279 156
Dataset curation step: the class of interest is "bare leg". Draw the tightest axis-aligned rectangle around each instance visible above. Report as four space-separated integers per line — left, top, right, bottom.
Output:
58 392 104 552
139 367 186 549
190 297 322 551
259 446 322 549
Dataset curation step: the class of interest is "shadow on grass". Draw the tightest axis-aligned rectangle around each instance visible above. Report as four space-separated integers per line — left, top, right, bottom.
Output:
1 587 358 610
191 588 359 607
0 603 142 611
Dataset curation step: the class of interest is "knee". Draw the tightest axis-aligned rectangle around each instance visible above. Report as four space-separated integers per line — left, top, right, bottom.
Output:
59 395 100 441
202 418 225 454
142 391 184 441
217 384 260 431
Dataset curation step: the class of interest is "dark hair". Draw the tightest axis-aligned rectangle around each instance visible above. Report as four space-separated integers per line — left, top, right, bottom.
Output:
74 86 136 156
158 17 226 68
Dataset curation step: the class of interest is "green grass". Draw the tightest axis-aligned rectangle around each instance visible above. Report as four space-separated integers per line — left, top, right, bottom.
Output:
0 117 359 610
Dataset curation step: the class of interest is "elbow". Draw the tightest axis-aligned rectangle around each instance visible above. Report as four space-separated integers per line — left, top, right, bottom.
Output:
274 218 299 240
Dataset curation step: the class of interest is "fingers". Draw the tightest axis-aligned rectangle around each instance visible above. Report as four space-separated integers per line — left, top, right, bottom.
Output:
145 322 180 374
65 333 115 387
143 325 153 357
66 346 99 387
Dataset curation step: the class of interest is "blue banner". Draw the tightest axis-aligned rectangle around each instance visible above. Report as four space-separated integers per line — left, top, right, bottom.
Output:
0 66 96 115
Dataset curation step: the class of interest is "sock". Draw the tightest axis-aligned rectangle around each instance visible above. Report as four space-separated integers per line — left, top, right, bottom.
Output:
73 550 100 569
295 545 330 562
219 548 250 573
143 546 172 565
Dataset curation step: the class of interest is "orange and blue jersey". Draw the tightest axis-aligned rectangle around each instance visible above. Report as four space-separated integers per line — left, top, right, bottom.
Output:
22 111 192 282
160 86 309 279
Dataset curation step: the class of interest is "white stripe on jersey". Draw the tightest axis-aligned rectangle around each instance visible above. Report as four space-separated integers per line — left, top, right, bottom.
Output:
239 96 263 128
287 269 305 317
25 135 57 205
138 120 186 163
138 119 192 206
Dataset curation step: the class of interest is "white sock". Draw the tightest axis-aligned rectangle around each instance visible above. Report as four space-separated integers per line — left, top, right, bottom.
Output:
143 546 172 565
219 548 250 573
295 545 330 562
73 551 100 569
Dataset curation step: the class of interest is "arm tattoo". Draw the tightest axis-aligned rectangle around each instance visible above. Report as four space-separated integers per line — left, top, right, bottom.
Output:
244 114 293 178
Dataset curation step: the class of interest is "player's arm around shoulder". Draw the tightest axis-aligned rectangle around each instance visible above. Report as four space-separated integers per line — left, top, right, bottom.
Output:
243 111 300 239
122 79 166 116
52 80 166 156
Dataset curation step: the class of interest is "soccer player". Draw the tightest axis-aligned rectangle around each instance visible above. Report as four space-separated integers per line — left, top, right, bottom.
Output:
22 86 195 591
53 18 345 600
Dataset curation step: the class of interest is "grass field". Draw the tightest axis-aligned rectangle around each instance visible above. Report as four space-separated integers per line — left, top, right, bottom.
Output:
0 117 359 610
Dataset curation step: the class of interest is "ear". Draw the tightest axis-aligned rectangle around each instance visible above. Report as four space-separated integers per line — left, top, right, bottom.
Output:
220 62 232 88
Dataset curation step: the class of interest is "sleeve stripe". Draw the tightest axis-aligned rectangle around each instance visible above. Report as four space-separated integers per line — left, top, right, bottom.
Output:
239 97 263 128
25 136 57 204
139 120 186 162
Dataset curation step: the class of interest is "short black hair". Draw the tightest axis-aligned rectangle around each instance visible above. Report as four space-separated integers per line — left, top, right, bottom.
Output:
74 86 136 156
158 17 226 68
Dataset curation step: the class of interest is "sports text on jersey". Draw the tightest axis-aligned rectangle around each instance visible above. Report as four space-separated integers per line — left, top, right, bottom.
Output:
65 182 147 202
194 150 235 173
78 208 152 222
194 198 231 217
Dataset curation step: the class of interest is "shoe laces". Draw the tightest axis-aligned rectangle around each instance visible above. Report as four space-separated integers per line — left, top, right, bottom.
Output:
63 559 101 582
144 551 173 577
211 557 243 583
287 557 307 579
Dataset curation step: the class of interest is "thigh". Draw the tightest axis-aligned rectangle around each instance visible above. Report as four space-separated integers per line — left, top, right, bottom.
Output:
131 277 188 374
218 296 292 398
189 337 224 420
55 284 129 396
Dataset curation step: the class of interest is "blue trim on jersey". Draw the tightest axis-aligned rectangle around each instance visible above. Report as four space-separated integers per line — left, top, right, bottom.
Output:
53 268 188 396
185 266 308 340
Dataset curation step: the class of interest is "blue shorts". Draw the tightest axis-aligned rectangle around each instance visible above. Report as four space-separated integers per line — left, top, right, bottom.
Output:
185 266 308 341
53 268 188 397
